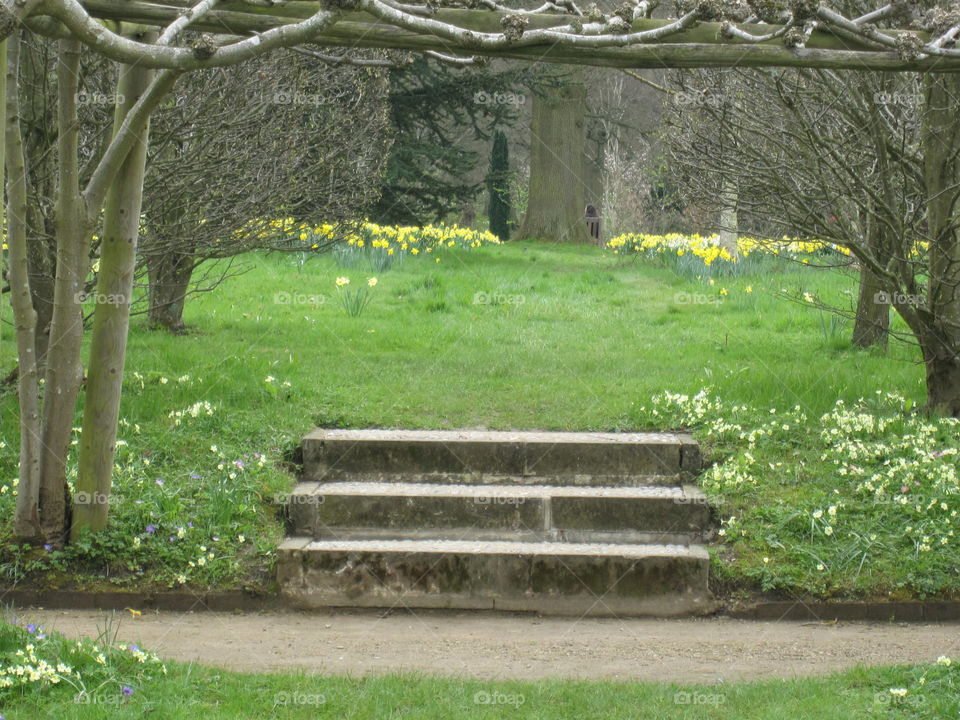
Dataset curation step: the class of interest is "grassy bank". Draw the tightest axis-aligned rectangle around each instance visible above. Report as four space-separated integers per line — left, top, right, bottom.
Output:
2 239 949 598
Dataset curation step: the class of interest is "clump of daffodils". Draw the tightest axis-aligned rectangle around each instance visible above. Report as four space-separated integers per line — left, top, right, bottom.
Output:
335 276 378 317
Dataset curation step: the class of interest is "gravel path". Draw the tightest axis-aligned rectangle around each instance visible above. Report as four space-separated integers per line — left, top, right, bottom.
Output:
19 608 960 683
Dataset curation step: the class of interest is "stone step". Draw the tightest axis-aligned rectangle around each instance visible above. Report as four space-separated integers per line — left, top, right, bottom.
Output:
278 537 714 617
286 482 711 544
302 429 700 483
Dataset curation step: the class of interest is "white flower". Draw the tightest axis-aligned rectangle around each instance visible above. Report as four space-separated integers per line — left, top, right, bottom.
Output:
937 655 952 666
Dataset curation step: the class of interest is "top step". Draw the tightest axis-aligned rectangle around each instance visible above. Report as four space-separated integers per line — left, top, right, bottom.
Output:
302 429 700 483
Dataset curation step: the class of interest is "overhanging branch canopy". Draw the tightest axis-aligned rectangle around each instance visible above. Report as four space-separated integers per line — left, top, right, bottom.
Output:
18 0 960 72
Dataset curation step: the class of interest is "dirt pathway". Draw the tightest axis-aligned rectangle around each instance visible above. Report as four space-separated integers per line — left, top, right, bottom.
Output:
19 608 960 684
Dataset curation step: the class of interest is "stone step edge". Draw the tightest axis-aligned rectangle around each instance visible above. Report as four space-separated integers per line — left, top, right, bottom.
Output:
303 429 702 475
286 481 708 501
305 429 698 445
306 528 704 545
298 472 690 486
4 588 960 621
278 536 710 560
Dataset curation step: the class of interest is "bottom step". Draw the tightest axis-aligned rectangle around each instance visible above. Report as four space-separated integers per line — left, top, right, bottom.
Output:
278 538 714 617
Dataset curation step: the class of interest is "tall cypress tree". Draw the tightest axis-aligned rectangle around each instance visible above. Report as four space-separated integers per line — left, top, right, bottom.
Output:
487 130 511 240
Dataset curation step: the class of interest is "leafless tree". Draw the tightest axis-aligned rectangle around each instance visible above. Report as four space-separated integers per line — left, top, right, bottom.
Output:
664 64 960 407
138 50 392 332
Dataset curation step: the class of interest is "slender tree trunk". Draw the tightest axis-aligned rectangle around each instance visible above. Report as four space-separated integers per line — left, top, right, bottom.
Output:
920 73 960 416
6 34 43 540
20 37 57 370
26 237 56 365
516 74 592 244
36 39 91 546
718 178 738 258
147 250 194 333
73 50 155 537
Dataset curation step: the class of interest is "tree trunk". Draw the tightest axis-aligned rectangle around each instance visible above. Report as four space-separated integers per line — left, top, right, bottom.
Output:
20 36 57 370
26 226 56 368
516 74 592 244
583 117 606 212
147 250 194 332
852 215 890 350
852 264 890 350
923 343 960 417
73 51 155 537
5 35 44 541
920 73 960 416
717 179 738 258
36 39 91 546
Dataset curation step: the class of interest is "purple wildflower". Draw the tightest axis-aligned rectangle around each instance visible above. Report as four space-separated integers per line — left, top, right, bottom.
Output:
145 525 157 534
122 686 134 696
26 624 36 633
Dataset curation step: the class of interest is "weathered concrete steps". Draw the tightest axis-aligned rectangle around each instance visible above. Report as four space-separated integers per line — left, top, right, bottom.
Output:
278 429 715 616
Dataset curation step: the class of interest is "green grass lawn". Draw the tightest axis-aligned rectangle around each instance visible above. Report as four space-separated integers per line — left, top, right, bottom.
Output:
1 618 957 720
3 239 956 599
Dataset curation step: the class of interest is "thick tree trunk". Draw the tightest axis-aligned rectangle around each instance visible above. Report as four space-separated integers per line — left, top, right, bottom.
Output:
6 35 43 541
73 51 155 537
852 263 890 350
516 74 592 244
583 117 605 211
147 250 194 332
923 345 960 417
36 39 91 546
920 73 960 416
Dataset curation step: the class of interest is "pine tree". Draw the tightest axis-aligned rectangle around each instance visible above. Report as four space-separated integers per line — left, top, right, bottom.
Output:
371 57 535 226
487 131 511 240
